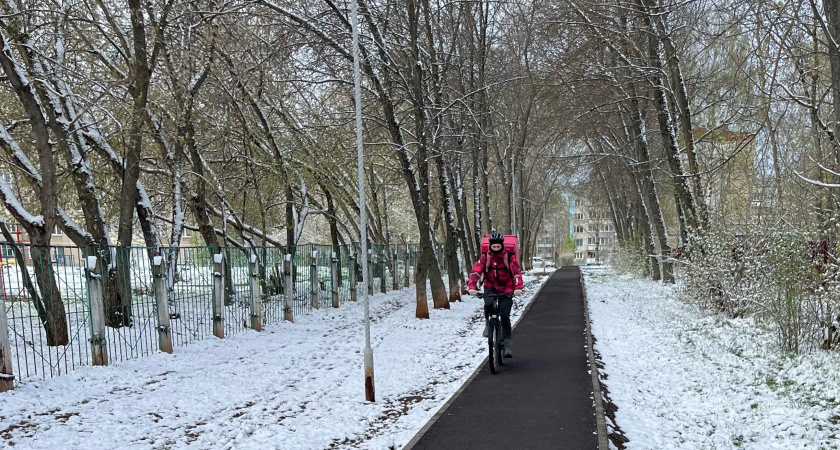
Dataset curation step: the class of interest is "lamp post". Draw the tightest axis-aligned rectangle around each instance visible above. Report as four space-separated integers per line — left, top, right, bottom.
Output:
351 0 375 403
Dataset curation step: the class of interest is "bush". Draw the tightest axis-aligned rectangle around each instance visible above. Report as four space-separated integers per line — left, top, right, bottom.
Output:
612 246 648 278
558 253 574 266
679 220 838 353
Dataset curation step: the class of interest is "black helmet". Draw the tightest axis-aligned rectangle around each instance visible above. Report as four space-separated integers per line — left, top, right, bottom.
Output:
489 230 504 252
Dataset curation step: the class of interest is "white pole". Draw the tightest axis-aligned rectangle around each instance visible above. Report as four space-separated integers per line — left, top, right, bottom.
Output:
352 0 375 403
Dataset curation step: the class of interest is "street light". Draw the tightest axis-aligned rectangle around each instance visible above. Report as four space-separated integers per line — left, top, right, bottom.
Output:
351 0 375 403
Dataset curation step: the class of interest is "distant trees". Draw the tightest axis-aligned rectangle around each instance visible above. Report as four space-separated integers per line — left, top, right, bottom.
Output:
544 0 840 351
0 0 571 333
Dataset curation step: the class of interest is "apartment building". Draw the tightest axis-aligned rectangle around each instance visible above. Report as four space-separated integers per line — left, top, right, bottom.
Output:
0 220 195 267
569 196 618 265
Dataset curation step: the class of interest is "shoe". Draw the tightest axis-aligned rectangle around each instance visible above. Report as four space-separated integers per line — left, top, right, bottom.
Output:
482 323 488 338
503 339 512 358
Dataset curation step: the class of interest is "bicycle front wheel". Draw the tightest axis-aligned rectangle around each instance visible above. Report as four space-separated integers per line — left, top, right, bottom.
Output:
488 318 500 374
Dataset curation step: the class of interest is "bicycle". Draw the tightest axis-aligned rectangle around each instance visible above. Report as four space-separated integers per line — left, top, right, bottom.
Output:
477 291 505 374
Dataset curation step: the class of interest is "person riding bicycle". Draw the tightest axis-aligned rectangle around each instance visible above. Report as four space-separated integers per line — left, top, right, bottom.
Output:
468 230 523 358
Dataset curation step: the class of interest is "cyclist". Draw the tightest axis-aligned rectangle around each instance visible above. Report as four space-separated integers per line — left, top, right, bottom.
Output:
468 230 523 358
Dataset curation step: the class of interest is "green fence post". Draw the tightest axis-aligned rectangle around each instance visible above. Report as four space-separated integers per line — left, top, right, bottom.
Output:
367 248 374 296
350 254 357 302
392 248 398 291
331 252 339 308
310 249 320 310
403 245 410 288
380 246 387 294
283 254 294 322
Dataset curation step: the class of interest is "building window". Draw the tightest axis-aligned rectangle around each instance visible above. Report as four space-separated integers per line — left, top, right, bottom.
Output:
574 225 584 233
588 237 595 245
0 172 11 184
575 252 583 259
182 228 191 238
575 239 583 247
52 226 63 236
575 212 584 220
602 224 612 232
54 246 66 264
600 237 611 245
588 251 596 259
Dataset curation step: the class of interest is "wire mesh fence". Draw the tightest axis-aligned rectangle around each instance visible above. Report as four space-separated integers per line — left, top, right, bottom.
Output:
2 244 91 381
259 246 287 326
1 242 424 387
165 247 215 348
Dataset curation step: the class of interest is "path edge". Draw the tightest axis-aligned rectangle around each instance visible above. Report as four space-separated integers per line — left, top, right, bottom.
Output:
580 267 610 450
401 271 556 450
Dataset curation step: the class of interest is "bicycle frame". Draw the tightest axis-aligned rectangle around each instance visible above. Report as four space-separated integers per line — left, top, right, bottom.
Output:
479 291 505 374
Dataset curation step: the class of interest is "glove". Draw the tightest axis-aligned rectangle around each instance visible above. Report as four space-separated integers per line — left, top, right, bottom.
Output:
468 289 478 296
514 289 522 297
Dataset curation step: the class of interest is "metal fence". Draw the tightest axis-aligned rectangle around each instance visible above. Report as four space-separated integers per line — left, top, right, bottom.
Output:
1 242 422 386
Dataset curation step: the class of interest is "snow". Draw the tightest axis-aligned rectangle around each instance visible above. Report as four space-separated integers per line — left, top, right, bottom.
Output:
0 273 549 449
0 177 44 227
584 268 840 449
0 121 42 182
58 207 95 244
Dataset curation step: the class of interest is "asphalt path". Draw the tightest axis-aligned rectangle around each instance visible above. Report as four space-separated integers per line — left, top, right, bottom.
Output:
406 266 598 449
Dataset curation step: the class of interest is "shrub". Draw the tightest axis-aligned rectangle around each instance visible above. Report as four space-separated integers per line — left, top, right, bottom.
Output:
679 219 839 353
612 245 648 278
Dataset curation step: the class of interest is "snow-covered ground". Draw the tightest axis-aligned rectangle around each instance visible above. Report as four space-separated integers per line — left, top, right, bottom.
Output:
0 273 549 449
584 268 840 449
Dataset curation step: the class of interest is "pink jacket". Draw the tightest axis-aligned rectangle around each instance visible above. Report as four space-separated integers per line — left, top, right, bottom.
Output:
467 252 524 295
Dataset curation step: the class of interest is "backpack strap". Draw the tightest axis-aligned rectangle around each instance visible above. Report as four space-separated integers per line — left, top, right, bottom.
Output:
487 251 514 274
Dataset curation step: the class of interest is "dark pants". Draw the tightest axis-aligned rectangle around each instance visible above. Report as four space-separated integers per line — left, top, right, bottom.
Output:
484 288 513 341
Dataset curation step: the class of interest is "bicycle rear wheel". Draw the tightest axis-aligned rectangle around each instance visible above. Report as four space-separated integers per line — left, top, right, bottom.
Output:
498 321 506 366
488 318 500 374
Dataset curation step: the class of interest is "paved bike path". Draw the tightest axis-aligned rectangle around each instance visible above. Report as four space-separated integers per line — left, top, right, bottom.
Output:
407 266 597 449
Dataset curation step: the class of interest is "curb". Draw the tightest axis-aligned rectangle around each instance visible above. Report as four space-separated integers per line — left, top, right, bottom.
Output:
580 267 610 450
401 271 556 450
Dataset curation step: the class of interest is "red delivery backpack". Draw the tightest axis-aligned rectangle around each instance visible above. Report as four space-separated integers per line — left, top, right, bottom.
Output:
480 234 519 273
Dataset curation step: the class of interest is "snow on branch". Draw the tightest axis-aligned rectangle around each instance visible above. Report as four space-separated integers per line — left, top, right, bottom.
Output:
257 1 352 61
0 121 42 183
794 171 840 188
0 173 43 228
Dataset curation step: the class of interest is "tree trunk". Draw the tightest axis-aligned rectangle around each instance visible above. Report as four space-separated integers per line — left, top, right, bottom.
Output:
435 157 463 303
111 0 152 326
651 2 706 228
447 164 471 289
473 155 483 252
407 0 448 311
640 0 696 249
29 234 69 346
0 26 65 340
826 0 840 220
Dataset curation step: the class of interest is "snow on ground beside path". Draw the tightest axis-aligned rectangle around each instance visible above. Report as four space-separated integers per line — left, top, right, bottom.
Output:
0 273 549 450
584 268 840 449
